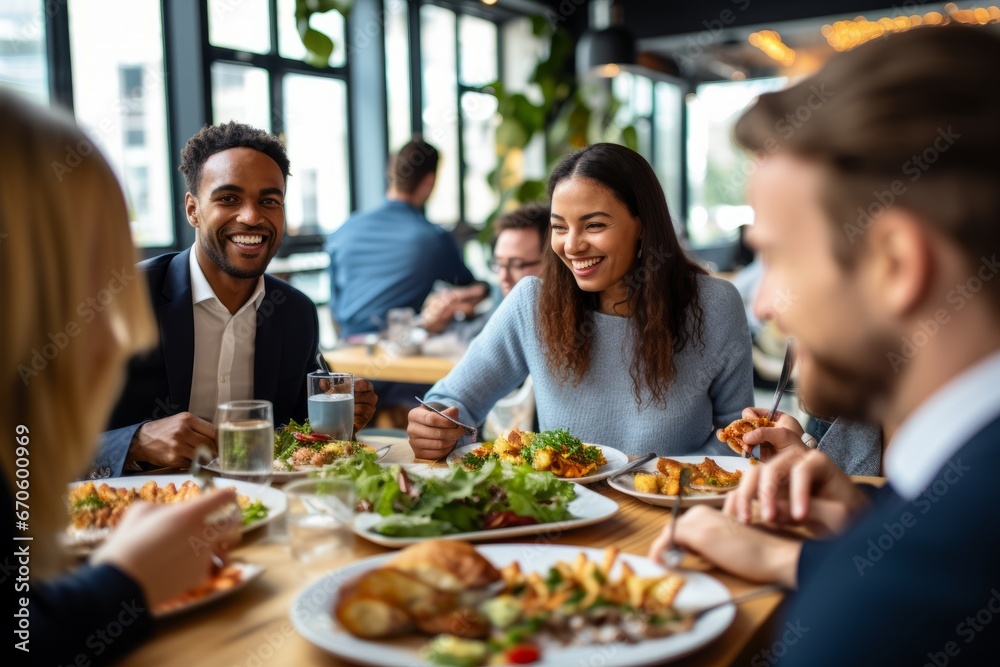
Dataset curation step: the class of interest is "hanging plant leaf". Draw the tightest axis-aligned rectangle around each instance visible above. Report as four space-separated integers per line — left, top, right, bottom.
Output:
515 179 547 203
620 125 639 151
300 26 335 68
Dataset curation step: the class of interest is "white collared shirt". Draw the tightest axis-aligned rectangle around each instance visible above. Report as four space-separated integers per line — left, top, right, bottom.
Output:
885 349 1000 500
188 247 266 421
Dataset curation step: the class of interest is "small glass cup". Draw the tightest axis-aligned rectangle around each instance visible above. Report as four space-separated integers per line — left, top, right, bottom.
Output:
215 400 274 485
307 372 354 440
386 306 415 342
284 478 356 565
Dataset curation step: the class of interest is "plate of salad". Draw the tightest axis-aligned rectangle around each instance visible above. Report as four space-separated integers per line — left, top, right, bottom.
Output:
316 450 619 548
204 419 390 481
447 428 630 485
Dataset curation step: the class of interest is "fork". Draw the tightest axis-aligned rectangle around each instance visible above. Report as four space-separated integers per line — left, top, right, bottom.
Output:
742 337 796 462
662 469 689 569
414 397 479 440
191 445 239 567
686 584 784 620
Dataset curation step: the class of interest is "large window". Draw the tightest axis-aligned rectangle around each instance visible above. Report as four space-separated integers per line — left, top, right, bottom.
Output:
0 0 49 104
686 77 786 246
418 5 501 228
384 0 412 152
207 1 352 236
68 0 173 247
654 81 684 226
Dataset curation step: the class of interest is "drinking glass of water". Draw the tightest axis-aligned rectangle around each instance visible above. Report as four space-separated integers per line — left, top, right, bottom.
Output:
307 372 354 441
215 400 274 485
284 478 356 567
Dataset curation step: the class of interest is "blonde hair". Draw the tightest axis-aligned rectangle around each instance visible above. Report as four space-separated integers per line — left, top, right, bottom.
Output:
0 91 157 574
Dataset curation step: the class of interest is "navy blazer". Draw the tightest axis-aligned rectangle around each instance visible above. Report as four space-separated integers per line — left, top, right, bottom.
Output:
90 249 319 477
773 413 1000 665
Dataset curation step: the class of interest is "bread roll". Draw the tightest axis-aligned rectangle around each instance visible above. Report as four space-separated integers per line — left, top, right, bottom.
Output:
387 540 502 592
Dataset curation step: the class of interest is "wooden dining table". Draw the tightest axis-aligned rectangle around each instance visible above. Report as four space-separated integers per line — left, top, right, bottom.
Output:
324 345 457 385
121 439 881 667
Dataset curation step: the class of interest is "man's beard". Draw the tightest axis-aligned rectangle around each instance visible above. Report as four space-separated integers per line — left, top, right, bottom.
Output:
796 337 894 426
200 233 272 280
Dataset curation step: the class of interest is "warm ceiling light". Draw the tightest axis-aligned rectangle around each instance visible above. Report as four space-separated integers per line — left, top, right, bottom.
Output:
600 63 621 77
748 30 795 66
823 5 1000 51
482 0 498 5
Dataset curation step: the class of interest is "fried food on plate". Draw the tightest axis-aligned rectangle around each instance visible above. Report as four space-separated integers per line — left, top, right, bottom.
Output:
462 428 607 478
636 457 743 496
334 540 501 640
716 417 775 455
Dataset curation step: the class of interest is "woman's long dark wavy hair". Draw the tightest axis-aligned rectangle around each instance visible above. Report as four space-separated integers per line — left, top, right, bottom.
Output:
539 143 706 406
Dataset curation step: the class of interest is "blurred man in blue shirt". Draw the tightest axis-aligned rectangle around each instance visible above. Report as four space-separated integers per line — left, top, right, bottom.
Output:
327 138 477 338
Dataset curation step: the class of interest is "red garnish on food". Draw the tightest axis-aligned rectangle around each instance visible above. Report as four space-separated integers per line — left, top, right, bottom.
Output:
293 432 332 443
505 644 541 664
482 511 538 530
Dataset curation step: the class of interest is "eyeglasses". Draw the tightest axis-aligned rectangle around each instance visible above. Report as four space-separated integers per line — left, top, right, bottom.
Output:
489 259 541 273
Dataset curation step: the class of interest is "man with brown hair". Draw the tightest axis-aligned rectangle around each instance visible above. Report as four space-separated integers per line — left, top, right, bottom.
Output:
327 137 478 338
650 26 1000 664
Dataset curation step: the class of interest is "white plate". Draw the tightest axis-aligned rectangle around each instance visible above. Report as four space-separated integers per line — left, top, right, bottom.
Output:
447 442 631 484
608 455 752 508
352 482 618 548
291 543 736 667
205 444 390 482
153 562 265 619
66 475 287 550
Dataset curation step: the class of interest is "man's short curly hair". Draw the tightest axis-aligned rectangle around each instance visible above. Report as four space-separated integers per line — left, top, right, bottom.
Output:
179 121 290 195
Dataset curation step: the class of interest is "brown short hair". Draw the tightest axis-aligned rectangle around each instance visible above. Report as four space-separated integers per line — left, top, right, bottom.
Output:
494 202 549 248
388 138 439 193
735 26 1000 280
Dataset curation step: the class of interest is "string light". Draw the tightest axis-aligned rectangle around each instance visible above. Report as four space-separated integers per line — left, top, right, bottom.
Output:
822 5 1000 51
748 30 796 66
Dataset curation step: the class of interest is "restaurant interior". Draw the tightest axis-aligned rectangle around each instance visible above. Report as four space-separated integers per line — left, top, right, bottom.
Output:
4 1 1000 666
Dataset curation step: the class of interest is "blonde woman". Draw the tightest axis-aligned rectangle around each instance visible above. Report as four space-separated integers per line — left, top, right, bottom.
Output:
0 91 239 664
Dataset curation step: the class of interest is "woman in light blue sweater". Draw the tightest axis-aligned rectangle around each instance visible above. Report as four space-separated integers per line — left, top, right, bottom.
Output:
408 144 753 458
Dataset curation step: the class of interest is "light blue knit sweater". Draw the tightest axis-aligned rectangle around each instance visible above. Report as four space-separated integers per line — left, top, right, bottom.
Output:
425 275 754 456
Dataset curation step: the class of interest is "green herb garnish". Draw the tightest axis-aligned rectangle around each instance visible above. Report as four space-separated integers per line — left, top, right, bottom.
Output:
73 496 106 511
545 567 563 592
241 500 269 525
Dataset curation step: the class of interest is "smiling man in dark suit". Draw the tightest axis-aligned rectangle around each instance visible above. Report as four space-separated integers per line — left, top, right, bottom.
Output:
649 26 1000 665
91 122 375 477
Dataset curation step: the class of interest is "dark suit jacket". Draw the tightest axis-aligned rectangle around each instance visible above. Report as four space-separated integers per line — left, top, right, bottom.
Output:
774 413 1000 665
90 249 319 478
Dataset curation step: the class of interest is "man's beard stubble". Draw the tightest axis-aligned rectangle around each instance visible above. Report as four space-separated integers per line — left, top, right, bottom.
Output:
796 335 895 427
200 233 273 280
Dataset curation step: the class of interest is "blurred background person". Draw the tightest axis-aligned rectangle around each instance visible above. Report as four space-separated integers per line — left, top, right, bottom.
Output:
408 143 753 458
327 138 481 427
420 202 549 343
327 137 482 338
0 91 240 666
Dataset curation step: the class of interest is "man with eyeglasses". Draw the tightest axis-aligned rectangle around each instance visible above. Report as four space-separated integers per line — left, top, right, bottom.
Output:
421 203 549 338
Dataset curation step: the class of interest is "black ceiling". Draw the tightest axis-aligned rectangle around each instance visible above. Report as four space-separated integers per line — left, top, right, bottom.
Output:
615 1 905 39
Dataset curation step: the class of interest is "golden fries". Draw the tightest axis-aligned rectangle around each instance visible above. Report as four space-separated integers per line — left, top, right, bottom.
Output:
499 546 685 615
